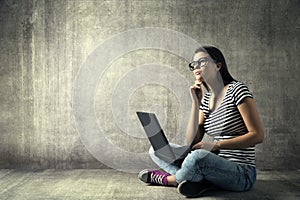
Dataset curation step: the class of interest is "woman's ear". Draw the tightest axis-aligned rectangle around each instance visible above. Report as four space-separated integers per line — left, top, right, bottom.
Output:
216 62 222 70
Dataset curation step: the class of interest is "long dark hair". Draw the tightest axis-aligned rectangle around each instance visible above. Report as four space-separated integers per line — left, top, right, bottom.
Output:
194 46 236 91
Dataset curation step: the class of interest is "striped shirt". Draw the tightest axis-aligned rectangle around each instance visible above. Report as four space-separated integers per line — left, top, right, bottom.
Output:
200 81 255 166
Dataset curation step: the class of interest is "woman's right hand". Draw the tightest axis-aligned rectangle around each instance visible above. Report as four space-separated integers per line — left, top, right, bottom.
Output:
190 80 203 105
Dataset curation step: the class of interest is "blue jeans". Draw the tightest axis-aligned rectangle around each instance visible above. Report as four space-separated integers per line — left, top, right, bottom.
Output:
149 143 256 191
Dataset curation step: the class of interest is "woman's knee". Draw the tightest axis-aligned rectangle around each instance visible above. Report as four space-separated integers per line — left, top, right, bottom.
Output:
181 149 208 166
149 146 154 154
149 146 155 158
189 149 211 160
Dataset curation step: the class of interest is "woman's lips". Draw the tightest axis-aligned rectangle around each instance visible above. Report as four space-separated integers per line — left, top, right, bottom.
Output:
194 71 201 76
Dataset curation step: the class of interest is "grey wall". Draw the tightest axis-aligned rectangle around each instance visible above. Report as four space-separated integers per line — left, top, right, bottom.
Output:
0 0 299 170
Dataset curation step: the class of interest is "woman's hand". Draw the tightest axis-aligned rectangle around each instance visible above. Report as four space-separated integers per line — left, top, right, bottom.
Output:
190 80 203 105
192 141 220 152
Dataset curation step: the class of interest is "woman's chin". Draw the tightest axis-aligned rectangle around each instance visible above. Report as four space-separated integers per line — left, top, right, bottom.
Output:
195 75 203 81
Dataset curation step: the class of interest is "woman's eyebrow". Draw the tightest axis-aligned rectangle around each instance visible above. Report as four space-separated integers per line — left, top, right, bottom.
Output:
194 57 208 61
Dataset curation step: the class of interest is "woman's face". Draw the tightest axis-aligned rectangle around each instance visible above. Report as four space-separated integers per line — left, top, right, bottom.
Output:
192 52 217 82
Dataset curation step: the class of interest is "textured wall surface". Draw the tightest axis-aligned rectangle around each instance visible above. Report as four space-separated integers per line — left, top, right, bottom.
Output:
0 0 299 170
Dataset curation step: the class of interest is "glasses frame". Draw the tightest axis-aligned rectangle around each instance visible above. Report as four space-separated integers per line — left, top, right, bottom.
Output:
188 57 215 71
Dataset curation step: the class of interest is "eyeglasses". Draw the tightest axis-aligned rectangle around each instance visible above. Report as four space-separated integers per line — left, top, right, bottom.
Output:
188 57 215 71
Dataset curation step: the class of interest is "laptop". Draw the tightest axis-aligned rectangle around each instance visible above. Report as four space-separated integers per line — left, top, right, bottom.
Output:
136 111 191 166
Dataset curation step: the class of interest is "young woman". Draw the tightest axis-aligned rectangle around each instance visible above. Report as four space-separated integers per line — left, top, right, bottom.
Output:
138 46 264 198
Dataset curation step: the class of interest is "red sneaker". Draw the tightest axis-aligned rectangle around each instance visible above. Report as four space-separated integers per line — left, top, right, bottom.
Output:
138 169 170 186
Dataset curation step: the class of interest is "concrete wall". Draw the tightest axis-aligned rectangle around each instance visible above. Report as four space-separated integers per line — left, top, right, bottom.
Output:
0 0 299 170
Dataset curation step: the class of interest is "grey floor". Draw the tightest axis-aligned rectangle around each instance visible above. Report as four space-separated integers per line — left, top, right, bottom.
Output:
0 169 299 200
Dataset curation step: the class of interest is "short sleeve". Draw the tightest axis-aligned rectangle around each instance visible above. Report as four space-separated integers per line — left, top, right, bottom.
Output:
232 82 253 106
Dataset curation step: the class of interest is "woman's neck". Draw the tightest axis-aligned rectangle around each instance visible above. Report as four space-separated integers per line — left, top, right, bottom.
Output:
207 76 225 96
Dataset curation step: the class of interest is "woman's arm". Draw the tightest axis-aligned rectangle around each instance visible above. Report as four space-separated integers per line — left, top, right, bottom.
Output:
216 97 264 149
186 80 205 146
186 106 205 146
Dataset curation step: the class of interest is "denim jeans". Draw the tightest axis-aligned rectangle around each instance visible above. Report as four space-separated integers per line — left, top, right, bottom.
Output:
149 143 256 191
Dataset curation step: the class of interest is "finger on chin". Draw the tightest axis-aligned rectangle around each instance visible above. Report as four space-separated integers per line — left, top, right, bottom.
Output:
195 79 201 83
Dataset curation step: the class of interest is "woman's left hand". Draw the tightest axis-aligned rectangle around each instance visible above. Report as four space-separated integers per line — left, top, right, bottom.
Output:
192 141 220 152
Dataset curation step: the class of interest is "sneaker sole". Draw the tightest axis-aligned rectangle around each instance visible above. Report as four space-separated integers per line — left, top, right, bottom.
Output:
138 169 150 183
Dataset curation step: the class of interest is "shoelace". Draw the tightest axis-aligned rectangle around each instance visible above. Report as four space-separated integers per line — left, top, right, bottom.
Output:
150 173 165 185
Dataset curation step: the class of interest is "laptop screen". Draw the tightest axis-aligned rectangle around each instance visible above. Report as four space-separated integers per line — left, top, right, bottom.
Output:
136 112 169 151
